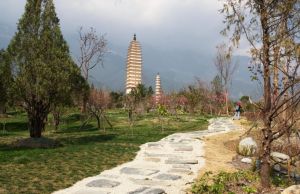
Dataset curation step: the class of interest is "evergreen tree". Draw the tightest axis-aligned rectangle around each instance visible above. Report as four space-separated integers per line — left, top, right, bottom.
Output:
147 86 154 96
0 50 12 114
8 0 87 138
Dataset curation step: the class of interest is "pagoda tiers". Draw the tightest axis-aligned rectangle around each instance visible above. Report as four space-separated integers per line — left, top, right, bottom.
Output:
125 34 143 94
155 73 162 104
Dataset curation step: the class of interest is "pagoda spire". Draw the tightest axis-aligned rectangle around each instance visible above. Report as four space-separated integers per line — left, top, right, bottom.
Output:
133 34 136 41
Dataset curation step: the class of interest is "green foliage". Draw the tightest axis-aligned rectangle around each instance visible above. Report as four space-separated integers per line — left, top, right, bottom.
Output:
0 50 12 113
192 171 259 194
110 91 124 108
7 0 87 137
69 70 90 105
129 84 153 102
240 96 250 102
156 104 168 132
125 84 155 118
271 172 291 187
239 96 256 112
147 86 154 96
242 186 257 194
180 85 202 114
157 104 168 116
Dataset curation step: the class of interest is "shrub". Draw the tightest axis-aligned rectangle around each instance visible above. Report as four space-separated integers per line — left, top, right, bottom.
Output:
191 171 259 194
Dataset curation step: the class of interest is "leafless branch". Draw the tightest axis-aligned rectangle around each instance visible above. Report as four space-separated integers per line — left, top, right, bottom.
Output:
77 27 108 81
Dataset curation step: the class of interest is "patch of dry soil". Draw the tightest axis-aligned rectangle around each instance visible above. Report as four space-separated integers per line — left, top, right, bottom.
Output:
198 120 246 177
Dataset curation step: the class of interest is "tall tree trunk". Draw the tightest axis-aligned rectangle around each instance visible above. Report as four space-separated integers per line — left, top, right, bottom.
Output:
282 58 290 120
0 103 6 115
260 128 272 188
225 89 229 115
52 111 60 130
273 46 280 99
27 103 48 138
28 112 47 138
260 4 272 188
81 98 87 113
96 115 101 129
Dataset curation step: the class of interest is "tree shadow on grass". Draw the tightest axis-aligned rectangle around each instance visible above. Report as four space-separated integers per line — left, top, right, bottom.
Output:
0 137 61 151
55 124 99 134
0 134 116 151
57 134 116 145
0 121 28 132
6 110 27 116
62 113 81 123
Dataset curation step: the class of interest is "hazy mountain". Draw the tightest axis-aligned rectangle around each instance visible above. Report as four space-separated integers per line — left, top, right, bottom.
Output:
88 46 259 100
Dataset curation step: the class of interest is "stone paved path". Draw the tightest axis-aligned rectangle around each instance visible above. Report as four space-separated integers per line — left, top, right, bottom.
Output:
53 118 240 194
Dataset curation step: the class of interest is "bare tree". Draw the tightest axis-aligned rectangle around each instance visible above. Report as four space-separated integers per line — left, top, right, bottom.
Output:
78 27 108 81
83 88 112 131
77 27 107 112
221 0 300 188
214 43 237 115
124 94 137 136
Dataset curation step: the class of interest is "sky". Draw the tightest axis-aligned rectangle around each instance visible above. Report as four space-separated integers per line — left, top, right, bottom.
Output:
0 0 258 98
0 0 249 56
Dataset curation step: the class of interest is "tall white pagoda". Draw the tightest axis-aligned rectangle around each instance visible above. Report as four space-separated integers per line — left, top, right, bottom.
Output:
125 34 143 94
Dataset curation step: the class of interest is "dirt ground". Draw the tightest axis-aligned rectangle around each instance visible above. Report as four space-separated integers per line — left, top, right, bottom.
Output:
193 119 284 194
197 119 247 177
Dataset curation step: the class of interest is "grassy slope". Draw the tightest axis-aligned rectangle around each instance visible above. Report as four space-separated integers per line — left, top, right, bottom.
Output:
0 109 210 194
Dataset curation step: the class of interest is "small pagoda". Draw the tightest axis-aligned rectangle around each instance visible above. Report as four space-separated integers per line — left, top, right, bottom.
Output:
155 73 162 104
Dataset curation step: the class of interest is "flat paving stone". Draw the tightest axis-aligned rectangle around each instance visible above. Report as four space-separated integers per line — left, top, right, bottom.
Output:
144 153 181 158
120 167 159 176
179 139 193 143
74 190 109 194
168 168 193 175
100 174 119 179
165 159 198 165
174 146 193 151
172 164 192 170
169 143 189 147
127 187 149 194
129 178 171 187
86 179 120 188
144 188 166 194
144 158 161 163
154 174 181 181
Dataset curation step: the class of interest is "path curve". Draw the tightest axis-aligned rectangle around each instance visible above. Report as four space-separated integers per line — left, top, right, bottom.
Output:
54 118 240 194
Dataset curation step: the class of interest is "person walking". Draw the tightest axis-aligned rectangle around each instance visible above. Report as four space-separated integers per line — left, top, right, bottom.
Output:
233 101 242 120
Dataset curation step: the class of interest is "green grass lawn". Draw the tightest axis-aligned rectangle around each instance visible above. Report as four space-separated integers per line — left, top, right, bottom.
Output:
0 109 210 194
